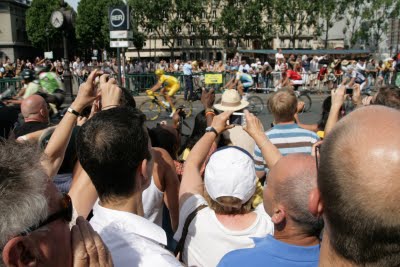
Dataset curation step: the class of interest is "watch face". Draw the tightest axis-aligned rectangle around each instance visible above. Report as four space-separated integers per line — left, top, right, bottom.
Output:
51 11 64 28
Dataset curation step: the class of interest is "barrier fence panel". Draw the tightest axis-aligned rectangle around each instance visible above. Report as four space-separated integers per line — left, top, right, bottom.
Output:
0 78 23 94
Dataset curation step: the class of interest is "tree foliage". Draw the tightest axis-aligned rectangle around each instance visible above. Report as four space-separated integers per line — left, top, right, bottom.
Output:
215 0 267 51
75 0 124 55
272 0 319 48
26 0 62 50
318 0 346 48
129 0 205 58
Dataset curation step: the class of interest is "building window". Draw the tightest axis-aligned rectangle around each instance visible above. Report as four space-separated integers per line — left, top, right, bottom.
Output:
201 24 206 31
245 39 250 47
201 12 206 19
190 38 195 46
191 25 196 33
212 25 217 33
162 38 168 46
201 39 206 46
212 10 217 18
177 38 183 46
177 26 182 33
212 38 217 46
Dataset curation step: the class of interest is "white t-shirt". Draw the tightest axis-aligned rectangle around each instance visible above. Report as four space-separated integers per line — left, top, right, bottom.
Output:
275 53 284 61
174 195 274 267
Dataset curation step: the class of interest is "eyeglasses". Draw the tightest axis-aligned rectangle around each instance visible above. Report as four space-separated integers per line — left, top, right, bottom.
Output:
19 194 73 236
315 144 321 171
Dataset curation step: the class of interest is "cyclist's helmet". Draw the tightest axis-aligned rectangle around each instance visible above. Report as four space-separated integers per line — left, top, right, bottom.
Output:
155 69 164 76
20 69 35 82
34 66 47 75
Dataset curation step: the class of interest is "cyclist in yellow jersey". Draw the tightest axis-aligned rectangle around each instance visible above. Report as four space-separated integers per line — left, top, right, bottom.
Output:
147 69 180 116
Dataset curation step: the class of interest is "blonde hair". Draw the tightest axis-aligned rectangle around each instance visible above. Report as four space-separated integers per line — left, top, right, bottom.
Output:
268 88 297 122
204 190 255 215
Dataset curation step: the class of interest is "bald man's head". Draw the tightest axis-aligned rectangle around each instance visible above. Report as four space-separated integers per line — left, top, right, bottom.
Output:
21 95 48 122
264 154 322 236
318 106 400 266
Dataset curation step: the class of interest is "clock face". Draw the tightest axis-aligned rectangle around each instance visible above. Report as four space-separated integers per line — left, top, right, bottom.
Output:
51 11 64 28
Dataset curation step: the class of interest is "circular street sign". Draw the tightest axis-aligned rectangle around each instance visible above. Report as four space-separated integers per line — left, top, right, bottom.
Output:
110 8 125 28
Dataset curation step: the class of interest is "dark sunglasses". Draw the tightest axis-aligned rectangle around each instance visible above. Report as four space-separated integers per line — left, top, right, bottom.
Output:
19 194 73 236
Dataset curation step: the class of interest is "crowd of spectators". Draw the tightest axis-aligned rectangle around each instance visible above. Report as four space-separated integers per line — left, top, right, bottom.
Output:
0 49 400 266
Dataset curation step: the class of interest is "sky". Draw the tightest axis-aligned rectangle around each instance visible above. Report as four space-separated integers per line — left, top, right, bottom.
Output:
65 0 79 11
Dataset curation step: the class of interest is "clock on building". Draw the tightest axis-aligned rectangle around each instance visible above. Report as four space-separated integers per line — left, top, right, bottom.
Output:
51 10 64 29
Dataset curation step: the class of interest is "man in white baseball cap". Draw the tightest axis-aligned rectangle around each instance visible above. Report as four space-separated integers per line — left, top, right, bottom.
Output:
175 110 279 267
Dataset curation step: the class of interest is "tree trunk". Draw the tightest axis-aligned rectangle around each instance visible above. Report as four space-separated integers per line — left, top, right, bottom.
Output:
325 20 329 49
137 49 140 60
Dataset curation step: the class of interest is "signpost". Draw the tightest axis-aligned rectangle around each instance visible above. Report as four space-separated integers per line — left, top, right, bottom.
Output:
109 6 131 85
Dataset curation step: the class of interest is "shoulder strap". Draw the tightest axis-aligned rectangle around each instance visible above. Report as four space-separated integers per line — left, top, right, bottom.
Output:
174 204 207 261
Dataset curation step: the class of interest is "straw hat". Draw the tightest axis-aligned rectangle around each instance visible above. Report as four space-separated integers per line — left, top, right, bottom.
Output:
341 60 349 66
214 89 249 111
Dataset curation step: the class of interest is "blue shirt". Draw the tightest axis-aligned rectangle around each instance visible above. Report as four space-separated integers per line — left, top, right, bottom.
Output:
218 235 320 267
183 63 192 75
254 124 319 172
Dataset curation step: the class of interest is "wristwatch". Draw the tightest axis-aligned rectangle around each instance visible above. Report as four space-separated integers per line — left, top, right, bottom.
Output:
67 107 80 117
205 126 218 136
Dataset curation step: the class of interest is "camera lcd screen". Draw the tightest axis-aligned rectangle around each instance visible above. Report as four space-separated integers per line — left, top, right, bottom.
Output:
229 113 244 125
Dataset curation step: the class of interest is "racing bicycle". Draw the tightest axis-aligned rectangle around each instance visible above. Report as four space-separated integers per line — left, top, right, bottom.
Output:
139 92 193 121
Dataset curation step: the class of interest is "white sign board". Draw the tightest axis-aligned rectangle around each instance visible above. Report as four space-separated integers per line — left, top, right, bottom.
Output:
110 40 133 48
110 31 133 39
44 51 53 59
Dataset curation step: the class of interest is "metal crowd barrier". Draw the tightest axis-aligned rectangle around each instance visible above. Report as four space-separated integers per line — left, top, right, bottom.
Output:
125 72 229 95
0 78 23 94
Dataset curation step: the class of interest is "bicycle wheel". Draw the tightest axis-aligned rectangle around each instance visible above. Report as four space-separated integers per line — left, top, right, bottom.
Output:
139 99 161 121
174 98 193 118
298 93 312 113
246 96 264 115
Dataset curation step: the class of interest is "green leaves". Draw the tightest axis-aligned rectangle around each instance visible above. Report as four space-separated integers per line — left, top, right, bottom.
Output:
75 0 124 52
26 0 62 49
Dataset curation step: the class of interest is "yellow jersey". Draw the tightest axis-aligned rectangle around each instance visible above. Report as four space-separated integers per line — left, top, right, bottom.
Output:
158 74 179 90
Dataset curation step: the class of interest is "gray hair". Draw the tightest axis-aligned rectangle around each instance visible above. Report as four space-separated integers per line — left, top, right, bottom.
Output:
275 157 323 236
0 141 48 257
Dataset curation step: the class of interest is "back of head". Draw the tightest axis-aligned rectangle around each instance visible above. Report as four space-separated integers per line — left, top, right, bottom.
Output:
0 141 48 252
204 146 256 215
267 88 297 122
21 95 47 119
76 107 150 202
119 87 136 108
267 154 322 236
318 106 400 266
149 125 179 160
373 86 400 110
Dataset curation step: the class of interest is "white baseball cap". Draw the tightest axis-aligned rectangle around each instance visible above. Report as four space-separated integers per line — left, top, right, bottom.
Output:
204 146 257 204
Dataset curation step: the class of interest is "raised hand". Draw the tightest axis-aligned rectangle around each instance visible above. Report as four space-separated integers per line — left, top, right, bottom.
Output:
72 216 113 267
210 111 234 134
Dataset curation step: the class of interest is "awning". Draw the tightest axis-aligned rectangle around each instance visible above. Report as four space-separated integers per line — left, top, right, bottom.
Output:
238 49 371 55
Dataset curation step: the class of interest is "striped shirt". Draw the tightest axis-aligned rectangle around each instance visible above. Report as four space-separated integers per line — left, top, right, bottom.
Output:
254 124 319 172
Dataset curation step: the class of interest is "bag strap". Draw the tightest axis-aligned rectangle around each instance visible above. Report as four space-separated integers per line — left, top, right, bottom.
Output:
174 204 207 261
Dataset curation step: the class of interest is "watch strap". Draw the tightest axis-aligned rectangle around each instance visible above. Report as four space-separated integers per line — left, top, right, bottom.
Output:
67 107 80 117
205 126 218 136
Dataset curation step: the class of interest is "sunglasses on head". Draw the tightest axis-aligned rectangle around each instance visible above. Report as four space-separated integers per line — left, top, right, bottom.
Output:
19 194 73 236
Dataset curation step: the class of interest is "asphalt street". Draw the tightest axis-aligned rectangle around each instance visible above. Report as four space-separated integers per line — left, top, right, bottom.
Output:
136 93 329 133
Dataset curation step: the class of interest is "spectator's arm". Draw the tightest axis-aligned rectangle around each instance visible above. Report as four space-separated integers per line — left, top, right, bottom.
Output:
69 162 98 218
154 148 180 232
179 111 233 206
324 85 346 136
41 70 100 179
294 113 319 132
243 110 281 168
